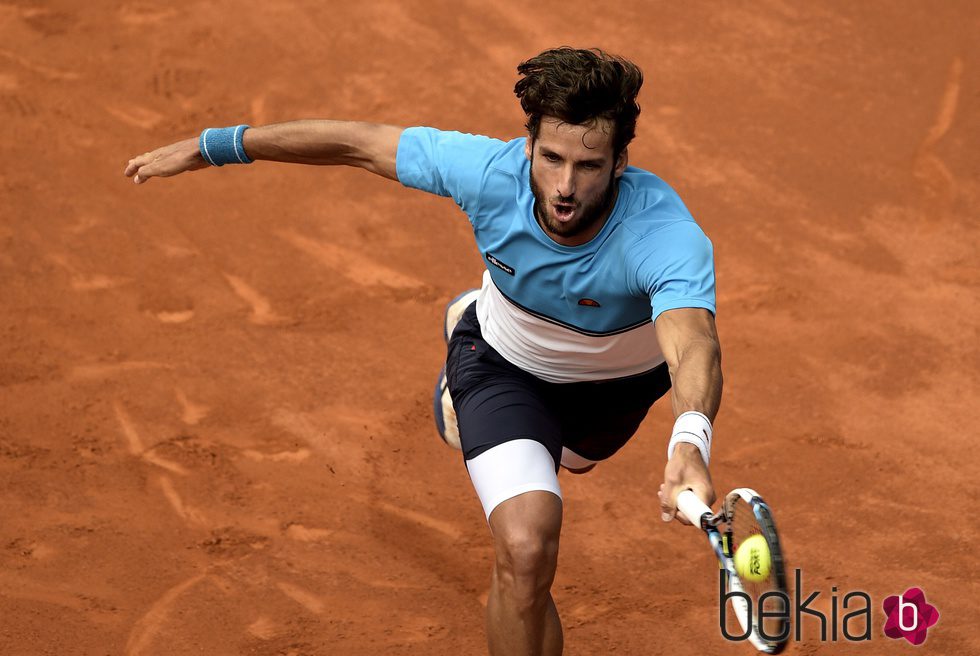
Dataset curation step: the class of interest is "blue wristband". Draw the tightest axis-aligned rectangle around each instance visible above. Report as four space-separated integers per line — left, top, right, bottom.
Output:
199 125 253 166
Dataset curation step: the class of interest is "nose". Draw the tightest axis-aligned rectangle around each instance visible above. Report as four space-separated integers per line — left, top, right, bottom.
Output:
556 165 575 199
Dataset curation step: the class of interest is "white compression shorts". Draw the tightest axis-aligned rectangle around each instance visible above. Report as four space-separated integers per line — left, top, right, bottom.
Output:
465 439 599 520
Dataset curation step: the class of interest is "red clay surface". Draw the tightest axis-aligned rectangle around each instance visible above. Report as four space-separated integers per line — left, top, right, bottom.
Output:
2 1 978 654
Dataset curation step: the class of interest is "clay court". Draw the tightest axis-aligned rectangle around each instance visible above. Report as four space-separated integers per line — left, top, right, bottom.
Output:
1 1 978 654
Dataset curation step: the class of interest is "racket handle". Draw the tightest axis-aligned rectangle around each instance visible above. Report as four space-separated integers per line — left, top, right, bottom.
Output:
677 490 712 526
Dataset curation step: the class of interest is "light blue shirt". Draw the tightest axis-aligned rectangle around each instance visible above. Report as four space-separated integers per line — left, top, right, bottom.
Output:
396 127 715 335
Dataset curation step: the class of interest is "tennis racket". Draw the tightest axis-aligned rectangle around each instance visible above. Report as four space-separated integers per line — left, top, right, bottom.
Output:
677 488 789 653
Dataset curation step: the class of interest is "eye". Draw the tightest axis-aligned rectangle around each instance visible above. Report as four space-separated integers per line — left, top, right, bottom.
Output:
581 162 601 170
544 153 560 162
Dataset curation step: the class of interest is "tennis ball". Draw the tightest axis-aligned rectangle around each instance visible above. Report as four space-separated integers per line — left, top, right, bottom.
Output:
734 534 771 583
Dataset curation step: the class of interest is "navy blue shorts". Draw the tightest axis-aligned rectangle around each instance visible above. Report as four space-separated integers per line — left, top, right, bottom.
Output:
445 302 672 467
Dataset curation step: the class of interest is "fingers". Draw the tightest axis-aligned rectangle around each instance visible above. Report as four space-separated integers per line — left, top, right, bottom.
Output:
659 451 715 526
126 138 207 185
124 153 147 178
659 482 693 525
658 482 685 524
658 462 683 523
125 152 155 183
126 153 170 184
134 162 162 184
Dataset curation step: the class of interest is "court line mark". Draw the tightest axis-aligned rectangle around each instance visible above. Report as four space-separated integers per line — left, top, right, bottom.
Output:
0 48 79 81
175 387 209 425
278 229 425 290
104 103 164 130
920 56 962 150
157 475 207 525
375 500 461 540
124 573 207 656
242 448 311 463
112 402 189 475
276 581 325 615
284 523 334 542
913 56 962 216
113 401 145 455
222 273 289 325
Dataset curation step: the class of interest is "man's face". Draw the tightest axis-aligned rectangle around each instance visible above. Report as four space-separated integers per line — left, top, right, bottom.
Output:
525 116 628 246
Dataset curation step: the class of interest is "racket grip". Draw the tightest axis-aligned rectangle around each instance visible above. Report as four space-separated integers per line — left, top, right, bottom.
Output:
677 490 712 526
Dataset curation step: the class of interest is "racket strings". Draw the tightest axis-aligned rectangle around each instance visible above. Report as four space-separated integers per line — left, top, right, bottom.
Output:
730 498 770 593
729 497 788 648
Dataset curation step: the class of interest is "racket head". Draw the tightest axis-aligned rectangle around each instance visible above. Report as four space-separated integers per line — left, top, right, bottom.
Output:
722 488 789 653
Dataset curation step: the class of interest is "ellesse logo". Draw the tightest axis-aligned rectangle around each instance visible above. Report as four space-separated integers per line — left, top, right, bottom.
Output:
578 298 601 307
486 253 515 276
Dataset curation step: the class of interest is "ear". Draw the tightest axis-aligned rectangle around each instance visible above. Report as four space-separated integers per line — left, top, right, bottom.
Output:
614 148 628 178
524 137 533 162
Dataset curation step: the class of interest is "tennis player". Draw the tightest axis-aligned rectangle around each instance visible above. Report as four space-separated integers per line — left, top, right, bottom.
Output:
125 47 720 656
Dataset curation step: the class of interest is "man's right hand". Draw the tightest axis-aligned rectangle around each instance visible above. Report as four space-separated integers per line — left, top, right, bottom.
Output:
125 138 208 184
658 443 715 525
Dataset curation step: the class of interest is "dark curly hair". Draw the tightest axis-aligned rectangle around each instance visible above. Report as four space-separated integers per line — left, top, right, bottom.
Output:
515 47 643 157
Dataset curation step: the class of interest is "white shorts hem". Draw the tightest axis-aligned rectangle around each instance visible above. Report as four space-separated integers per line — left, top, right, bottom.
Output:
482 483 562 522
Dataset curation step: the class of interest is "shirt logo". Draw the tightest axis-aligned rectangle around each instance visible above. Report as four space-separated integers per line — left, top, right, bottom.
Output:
486 252 515 276
578 298 601 307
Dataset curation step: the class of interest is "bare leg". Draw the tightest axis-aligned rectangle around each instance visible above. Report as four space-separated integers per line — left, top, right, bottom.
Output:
486 491 563 656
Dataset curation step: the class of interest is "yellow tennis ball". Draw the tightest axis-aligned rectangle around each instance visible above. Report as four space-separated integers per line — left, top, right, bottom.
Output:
734 534 771 582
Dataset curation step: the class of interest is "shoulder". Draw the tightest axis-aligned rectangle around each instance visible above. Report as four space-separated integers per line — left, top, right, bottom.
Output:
397 127 525 187
623 219 712 271
396 127 528 212
618 167 696 228
398 127 520 165
615 170 711 263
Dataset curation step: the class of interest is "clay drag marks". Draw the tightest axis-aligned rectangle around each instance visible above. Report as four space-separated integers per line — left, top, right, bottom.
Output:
3 366 465 654
0 207 464 653
108 402 450 656
3 1 979 654
0 3 465 648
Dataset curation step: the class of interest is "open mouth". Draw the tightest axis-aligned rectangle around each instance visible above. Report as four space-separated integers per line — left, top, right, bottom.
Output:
553 202 576 221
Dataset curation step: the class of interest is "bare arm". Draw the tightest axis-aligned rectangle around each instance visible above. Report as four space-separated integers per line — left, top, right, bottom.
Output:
124 120 405 184
655 307 723 421
653 307 723 524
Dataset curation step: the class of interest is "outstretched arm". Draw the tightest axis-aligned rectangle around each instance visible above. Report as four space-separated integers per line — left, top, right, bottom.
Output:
124 120 405 184
653 307 723 524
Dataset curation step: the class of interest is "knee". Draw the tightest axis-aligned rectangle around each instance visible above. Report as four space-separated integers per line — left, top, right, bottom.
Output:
494 529 559 596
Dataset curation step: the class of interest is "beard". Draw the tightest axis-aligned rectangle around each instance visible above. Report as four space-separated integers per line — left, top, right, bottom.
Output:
530 157 617 241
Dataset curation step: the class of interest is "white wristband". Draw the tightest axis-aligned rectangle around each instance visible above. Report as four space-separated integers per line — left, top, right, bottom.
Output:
667 411 712 467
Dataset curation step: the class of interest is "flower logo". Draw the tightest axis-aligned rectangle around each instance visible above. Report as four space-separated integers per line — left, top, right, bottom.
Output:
882 587 939 645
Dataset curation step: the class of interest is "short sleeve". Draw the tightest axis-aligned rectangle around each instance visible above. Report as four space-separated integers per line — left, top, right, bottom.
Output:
396 127 507 216
628 221 716 322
